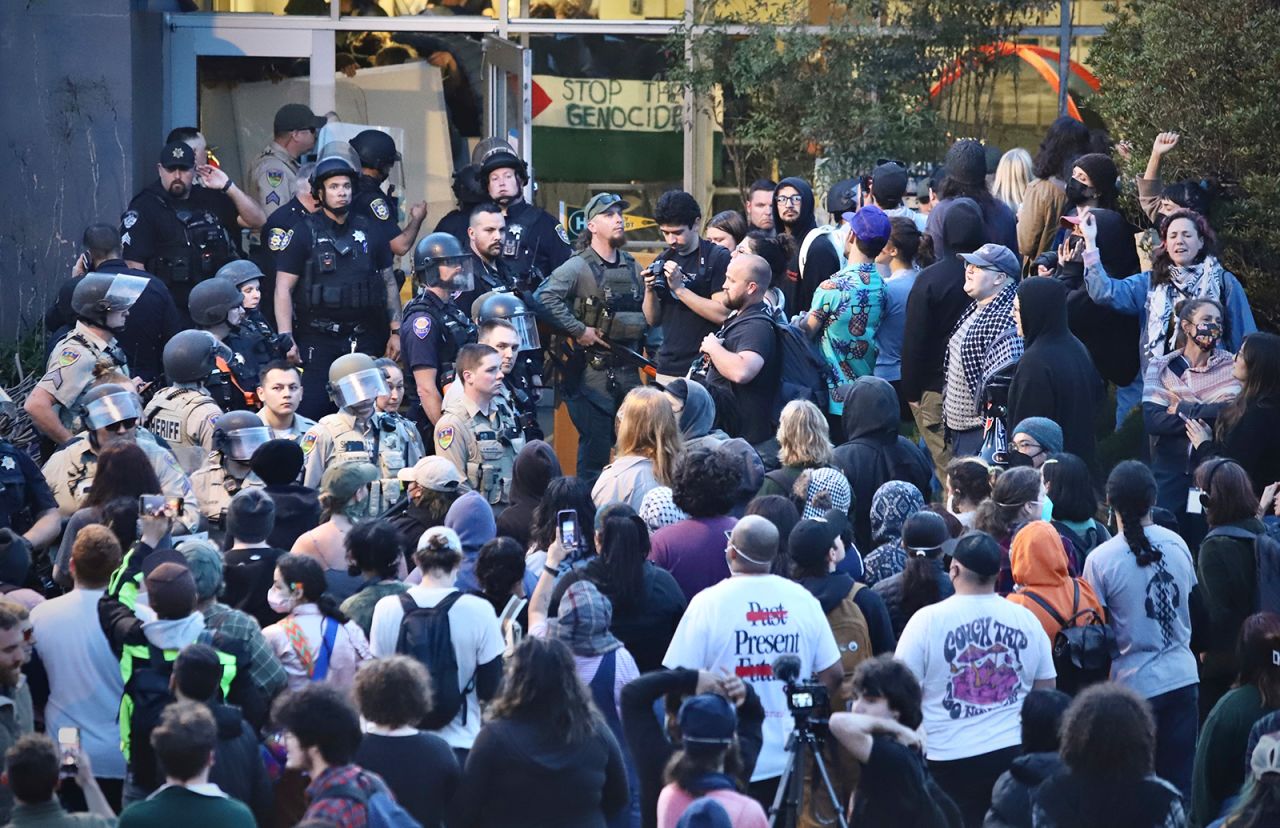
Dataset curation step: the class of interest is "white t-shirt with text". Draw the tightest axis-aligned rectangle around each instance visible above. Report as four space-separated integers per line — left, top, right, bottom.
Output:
895 593 1055 761
663 573 841 781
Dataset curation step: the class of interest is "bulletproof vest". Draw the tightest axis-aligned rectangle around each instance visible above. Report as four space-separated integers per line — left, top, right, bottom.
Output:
576 253 646 345
471 398 526 506
499 204 546 288
403 293 477 391
143 386 214 474
208 356 255 411
223 326 273 395
149 194 235 284
319 413 406 514
57 331 128 433
297 213 384 314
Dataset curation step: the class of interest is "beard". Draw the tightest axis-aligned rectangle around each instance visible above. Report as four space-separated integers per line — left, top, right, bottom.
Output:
167 180 189 198
724 292 745 311
608 228 627 249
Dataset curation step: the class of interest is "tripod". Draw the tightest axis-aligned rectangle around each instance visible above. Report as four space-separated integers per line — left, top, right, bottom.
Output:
767 719 848 828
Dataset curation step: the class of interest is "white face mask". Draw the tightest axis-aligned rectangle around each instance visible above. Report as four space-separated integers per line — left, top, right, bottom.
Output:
267 584 297 614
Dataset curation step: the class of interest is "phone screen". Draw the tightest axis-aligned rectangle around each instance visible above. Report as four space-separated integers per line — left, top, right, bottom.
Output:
557 509 579 551
139 495 185 518
57 727 78 777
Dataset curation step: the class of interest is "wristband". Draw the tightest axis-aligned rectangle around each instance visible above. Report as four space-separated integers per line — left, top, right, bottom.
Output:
221 179 233 193
543 563 563 578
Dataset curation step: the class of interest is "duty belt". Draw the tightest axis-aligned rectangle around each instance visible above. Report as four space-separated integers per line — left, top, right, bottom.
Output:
307 319 368 336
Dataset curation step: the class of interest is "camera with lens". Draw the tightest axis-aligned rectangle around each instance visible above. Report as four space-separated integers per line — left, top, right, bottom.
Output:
774 655 831 730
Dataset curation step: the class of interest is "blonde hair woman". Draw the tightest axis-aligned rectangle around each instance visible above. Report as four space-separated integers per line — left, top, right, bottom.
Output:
591 387 684 510
991 148 1033 214
758 399 835 497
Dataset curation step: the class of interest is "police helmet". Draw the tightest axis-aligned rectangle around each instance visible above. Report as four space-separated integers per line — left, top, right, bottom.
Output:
215 259 265 289
474 290 541 352
451 164 487 209
71 273 148 328
212 410 270 462
311 155 358 202
188 277 244 328
412 233 474 292
317 140 362 172
82 383 142 431
350 129 401 170
163 330 231 385
327 353 388 410
475 138 529 187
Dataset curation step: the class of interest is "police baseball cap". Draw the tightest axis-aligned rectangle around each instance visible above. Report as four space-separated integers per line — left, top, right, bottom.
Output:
160 141 195 170
585 193 629 221
871 161 910 203
274 103 326 134
959 243 1021 281
847 204 892 244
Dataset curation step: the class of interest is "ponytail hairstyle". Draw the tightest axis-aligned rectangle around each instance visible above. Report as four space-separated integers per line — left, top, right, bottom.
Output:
901 545 942 621
1104 460 1160 567
1236 612 1280 709
275 553 348 623
973 466 1040 543
593 502 650 610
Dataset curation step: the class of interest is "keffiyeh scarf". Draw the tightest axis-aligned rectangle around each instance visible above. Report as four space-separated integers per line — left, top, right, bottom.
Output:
1145 255 1226 362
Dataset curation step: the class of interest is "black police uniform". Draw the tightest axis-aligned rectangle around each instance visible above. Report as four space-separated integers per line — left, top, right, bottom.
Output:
276 211 394 420
456 253 515 320
253 195 314 329
432 209 470 250
0 441 58 535
44 261 183 385
499 199 573 290
400 290 477 439
504 357 543 441
121 182 242 323
222 312 282 408
350 174 401 251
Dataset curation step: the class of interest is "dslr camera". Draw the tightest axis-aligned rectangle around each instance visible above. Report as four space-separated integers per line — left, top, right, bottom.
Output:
774 655 831 732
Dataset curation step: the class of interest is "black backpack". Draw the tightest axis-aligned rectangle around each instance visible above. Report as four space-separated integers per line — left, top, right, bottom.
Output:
1204 524 1280 613
1022 580 1118 695
395 591 473 731
770 320 829 419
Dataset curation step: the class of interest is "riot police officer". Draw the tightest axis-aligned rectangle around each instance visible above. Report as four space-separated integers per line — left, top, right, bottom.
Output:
475 291 543 441
190 409 270 540
455 201 515 318
348 129 428 258
434 343 524 509
143 330 228 474
188 277 256 411
121 140 266 322
273 154 401 421
432 163 488 249
26 272 146 446
400 233 478 437
217 259 291 398
535 193 647 483
299 353 422 514
41 383 198 529
475 139 572 290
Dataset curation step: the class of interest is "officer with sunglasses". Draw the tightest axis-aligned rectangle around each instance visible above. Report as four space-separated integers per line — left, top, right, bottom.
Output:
245 104 325 223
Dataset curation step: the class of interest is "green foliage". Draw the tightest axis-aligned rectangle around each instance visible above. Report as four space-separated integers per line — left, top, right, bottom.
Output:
1091 0 1280 326
671 0 1053 192
0 331 46 390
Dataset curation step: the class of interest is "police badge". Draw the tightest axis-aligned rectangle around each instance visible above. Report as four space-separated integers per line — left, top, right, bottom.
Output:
371 198 391 221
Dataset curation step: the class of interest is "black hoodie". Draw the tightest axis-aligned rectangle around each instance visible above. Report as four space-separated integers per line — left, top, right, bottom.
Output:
1057 207 1142 386
770 177 818 311
495 440 562 548
832 377 933 553
900 198 987 401
1007 278 1099 465
206 701 273 828
985 751 1063 828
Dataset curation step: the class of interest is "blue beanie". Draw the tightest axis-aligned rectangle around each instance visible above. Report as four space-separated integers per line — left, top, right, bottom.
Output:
1011 417 1064 455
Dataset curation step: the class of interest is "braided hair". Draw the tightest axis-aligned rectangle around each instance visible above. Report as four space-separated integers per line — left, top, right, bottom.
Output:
1104 461 1160 567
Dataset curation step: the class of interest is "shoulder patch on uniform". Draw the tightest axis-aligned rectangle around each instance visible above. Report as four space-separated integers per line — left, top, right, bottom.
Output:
555 222 570 245
122 210 138 229
300 432 318 455
57 348 80 367
121 231 131 246
413 316 431 339
266 171 284 189
265 191 280 206
371 198 391 221
268 228 293 252
208 413 219 430
436 425 455 450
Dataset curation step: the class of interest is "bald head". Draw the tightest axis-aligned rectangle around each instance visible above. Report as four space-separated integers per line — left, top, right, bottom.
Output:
723 254 771 311
728 514 779 572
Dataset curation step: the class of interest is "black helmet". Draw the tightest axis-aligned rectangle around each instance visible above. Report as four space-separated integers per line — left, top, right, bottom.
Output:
163 330 231 384
350 129 401 170
474 290 540 352
215 259 265 289
212 410 270 461
311 155 357 201
188 278 244 328
71 273 147 329
475 138 529 187
412 232 474 291
451 164 487 209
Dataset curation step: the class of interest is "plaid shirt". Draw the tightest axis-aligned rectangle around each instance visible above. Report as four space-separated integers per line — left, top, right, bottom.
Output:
202 602 288 699
304 764 387 828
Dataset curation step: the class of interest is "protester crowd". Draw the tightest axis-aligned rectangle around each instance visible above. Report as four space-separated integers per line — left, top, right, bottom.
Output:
0 110 1279 828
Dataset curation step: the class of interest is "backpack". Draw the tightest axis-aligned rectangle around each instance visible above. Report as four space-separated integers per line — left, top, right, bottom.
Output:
1203 524 1280 613
1022 580 1118 695
798 224 847 276
323 778 423 828
395 591 474 731
770 321 829 419
827 583 874 707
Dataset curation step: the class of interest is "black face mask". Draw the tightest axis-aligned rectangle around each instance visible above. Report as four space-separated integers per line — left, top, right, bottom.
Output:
1065 178 1095 206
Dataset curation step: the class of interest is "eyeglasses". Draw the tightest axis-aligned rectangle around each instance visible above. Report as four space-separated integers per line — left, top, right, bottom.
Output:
775 194 803 206
1012 440 1043 454
103 418 137 433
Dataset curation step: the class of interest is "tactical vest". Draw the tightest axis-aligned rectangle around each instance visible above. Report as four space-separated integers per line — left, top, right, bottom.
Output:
143 386 216 474
148 194 235 284
319 413 407 514
56 331 128 433
297 214 385 316
191 459 256 530
468 399 526 506
576 253 646 346
223 326 273 399
403 293 477 390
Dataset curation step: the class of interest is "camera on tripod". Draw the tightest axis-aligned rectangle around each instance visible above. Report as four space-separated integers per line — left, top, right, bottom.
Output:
775 655 831 726
768 655 847 828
